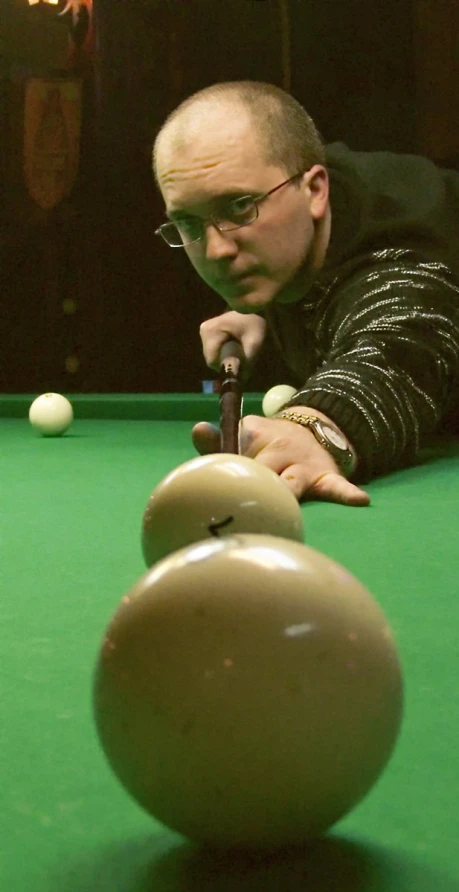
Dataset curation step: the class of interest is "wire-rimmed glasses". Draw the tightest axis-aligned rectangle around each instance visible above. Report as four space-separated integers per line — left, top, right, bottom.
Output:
155 171 306 247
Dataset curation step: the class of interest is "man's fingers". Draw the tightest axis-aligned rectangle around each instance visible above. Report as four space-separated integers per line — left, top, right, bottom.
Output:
311 472 370 505
200 312 267 370
191 422 221 455
280 466 370 505
191 419 371 508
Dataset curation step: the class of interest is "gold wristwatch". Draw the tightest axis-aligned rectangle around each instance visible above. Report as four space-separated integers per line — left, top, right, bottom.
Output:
275 411 355 477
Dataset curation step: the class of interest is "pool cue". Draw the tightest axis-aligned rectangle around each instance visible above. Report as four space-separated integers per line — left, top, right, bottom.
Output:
219 339 245 454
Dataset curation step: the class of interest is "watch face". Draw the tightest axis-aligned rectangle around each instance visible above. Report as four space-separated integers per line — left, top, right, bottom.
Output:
323 424 348 450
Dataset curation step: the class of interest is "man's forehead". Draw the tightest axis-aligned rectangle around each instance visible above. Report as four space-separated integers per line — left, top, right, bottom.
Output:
158 106 255 164
173 99 251 135
162 172 259 216
159 155 284 215
154 103 283 214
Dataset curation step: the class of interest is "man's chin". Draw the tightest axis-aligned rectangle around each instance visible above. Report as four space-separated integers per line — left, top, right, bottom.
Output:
225 295 272 313
222 284 278 313
220 277 302 311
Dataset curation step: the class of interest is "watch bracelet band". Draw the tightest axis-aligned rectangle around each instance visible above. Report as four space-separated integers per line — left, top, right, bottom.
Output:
275 410 355 477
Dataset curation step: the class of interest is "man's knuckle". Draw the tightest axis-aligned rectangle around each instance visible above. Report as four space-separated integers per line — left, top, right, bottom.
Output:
311 471 335 493
271 436 292 452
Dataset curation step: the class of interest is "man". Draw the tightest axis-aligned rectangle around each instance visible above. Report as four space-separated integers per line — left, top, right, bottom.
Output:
153 80 459 506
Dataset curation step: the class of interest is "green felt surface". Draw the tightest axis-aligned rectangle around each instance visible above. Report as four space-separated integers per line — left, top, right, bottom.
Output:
1 395 458 891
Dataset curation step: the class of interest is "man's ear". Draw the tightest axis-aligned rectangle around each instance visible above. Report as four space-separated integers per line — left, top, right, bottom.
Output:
304 165 329 220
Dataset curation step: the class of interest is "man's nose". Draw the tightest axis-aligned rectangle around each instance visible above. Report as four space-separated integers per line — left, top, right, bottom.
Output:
204 223 238 260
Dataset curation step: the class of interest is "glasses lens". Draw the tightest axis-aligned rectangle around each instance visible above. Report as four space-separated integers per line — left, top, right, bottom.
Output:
158 223 184 246
158 197 259 245
167 220 205 246
218 196 257 231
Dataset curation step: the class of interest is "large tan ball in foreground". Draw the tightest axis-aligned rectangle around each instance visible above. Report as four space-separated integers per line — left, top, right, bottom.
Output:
93 534 403 850
141 453 304 566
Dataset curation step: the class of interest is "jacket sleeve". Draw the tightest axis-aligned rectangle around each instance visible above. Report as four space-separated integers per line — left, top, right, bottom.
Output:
286 253 459 481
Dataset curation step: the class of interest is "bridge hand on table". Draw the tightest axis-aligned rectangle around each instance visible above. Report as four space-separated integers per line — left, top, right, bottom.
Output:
191 413 370 507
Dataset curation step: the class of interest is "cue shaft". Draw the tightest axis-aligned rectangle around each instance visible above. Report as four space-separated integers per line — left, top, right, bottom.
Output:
219 340 244 454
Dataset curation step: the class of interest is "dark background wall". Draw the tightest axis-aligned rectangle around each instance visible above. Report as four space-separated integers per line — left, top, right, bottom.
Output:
1 0 458 393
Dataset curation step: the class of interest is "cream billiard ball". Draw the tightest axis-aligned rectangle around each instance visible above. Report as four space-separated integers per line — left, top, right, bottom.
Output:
141 453 304 567
262 384 298 417
29 393 73 437
93 534 403 850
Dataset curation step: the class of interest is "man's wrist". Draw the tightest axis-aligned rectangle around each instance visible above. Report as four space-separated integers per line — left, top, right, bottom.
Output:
275 405 357 477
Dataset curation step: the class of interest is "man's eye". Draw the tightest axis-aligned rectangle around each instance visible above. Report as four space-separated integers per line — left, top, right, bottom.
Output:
226 196 255 218
176 218 201 239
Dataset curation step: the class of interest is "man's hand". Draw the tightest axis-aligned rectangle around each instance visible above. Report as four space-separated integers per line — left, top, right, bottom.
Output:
200 311 267 373
191 412 370 507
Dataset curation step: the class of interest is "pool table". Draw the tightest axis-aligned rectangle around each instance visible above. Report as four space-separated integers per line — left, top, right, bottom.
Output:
2 393 459 892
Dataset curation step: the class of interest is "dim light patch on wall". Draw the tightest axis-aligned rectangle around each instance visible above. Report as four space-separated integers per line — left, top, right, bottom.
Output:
23 78 82 210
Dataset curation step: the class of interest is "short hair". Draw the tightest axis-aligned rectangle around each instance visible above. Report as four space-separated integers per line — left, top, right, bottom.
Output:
153 80 325 182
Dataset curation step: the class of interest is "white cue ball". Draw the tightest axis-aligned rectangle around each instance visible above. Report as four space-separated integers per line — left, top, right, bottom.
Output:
262 384 298 417
29 392 73 437
141 453 304 566
94 534 404 850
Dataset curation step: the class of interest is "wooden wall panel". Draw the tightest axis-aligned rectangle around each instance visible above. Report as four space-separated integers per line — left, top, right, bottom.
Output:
413 0 459 165
290 0 416 152
1 0 458 393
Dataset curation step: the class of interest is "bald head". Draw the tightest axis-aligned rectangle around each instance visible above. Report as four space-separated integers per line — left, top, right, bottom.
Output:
153 81 325 187
155 103 263 196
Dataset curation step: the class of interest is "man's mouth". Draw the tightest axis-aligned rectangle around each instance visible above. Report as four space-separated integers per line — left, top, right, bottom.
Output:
225 268 259 283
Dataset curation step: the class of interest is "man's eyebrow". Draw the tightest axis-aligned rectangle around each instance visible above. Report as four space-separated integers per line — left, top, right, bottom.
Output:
166 209 195 221
167 190 254 220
